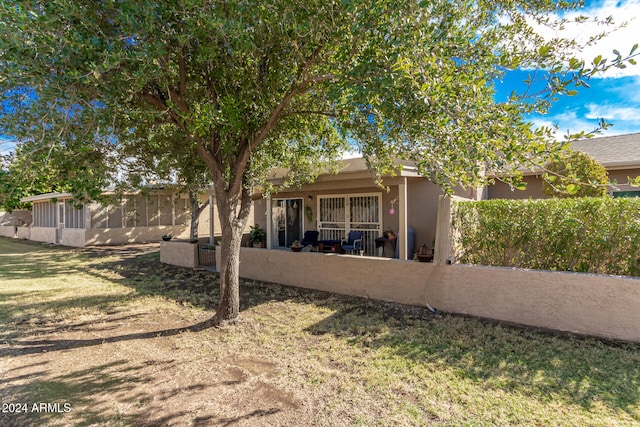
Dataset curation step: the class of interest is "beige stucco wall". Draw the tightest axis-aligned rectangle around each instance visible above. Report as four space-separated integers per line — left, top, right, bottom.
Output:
487 175 546 199
608 169 639 183
0 226 16 238
0 225 18 237
429 265 640 342
23 224 189 247
29 227 57 244
210 247 640 342
407 180 444 250
488 167 640 200
61 229 87 248
219 247 431 306
608 168 640 194
252 198 268 232
16 227 30 240
160 240 199 268
85 225 189 246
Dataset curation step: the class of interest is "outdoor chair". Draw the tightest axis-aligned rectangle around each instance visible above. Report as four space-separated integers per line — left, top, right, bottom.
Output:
341 231 364 255
300 230 320 248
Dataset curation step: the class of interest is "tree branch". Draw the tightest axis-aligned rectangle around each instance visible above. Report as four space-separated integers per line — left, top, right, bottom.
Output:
195 137 223 180
178 52 186 97
281 110 337 118
137 92 185 130
250 73 336 151
168 87 190 117
248 40 336 151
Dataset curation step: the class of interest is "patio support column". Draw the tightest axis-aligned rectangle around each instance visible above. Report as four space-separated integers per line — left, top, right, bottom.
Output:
84 203 91 229
266 196 272 250
434 195 452 265
208 194 214 245
170 193 175 226
399 177 408 260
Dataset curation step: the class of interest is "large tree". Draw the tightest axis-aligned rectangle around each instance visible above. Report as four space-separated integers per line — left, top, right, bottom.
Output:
0 134 110 211
0 0 636 325
543 149 609 198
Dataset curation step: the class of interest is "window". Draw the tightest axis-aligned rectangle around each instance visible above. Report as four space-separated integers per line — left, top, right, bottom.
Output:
64 202 86 229
33 201 56 228
613 191 640 198
317 193 381 255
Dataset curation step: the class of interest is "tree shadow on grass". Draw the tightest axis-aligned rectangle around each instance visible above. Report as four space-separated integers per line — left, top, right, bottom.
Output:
0 359 181 427
1 315 216 357
87 250 640 418
85 249 640 418
0 241 88 281
7 243 640 421
83 249 350 315
306 305 640 420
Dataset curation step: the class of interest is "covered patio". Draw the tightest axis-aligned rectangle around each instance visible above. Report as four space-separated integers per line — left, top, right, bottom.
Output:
253 158 478 260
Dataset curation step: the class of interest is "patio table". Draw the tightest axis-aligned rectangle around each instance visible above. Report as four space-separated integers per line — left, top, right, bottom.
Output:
318 239 344 254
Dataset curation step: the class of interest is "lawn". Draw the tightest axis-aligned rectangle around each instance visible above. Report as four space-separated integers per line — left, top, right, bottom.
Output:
1 237 639 426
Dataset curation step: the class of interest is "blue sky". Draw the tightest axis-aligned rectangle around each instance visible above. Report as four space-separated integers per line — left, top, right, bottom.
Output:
2 0 639 158
496 0 640 138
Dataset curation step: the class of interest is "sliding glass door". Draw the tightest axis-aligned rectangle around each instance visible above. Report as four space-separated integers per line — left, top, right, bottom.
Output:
271 198 303 248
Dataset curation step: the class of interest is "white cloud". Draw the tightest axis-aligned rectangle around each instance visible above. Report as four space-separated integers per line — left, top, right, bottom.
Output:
532 0 640 78
585 102 640 120
530 109 620 139
0 137 16 157
530 117 561 139
341 150 362 159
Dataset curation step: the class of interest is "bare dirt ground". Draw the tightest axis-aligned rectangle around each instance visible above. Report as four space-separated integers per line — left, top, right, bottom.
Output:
4 310 305 427
1 244 319 427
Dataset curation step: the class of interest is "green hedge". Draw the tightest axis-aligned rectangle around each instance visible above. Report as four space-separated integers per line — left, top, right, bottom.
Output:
452 197 640 276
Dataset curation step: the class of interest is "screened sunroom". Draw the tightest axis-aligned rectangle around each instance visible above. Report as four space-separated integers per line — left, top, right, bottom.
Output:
21 190 193 247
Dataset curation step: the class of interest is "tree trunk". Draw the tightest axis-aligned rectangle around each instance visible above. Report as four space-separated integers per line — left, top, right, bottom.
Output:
215 221 244 324
212 184 252 326
188 189 210 240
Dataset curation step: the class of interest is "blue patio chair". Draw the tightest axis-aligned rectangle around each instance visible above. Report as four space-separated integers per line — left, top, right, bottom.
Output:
341 231 364 255
300 230 319 248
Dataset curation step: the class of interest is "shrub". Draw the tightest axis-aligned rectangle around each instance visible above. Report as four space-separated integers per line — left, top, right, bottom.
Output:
542 149 609 198
452 197 640 276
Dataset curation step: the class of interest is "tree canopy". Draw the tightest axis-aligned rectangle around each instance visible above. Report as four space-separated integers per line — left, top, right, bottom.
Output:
543 149 609 198
1 0 636 324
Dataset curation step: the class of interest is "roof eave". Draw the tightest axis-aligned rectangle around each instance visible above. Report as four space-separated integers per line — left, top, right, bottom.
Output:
20 192 74 203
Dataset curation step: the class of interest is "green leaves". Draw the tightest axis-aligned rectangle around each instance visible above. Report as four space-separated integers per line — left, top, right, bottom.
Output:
453 197 640 277
542 149 609 198
1 0 634 199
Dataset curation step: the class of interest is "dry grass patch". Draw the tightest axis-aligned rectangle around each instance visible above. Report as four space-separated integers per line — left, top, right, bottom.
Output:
1 237 639 426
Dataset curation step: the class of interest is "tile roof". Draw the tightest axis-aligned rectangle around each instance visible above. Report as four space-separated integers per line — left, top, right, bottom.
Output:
571 132 640 169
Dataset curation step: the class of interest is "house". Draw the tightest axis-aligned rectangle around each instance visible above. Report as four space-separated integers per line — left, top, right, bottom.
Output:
0 210 31 226
487 132 640 199
18 188 228 247
252 158 480 260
